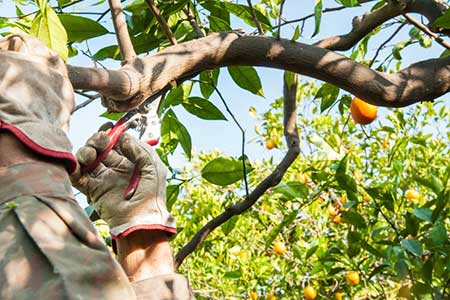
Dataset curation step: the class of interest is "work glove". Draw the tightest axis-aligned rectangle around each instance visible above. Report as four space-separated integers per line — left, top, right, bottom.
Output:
71 128 176 238
0 34 76 171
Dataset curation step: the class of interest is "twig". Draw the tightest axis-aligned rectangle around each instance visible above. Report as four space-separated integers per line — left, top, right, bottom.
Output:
108 0 136 63
403 13 450 51
175 73 300 270
274 5 347 30
277 0 286 40
246 0 264 35
369 22 406 68
145 0 178 45
72 92 101 113
183 7 204 38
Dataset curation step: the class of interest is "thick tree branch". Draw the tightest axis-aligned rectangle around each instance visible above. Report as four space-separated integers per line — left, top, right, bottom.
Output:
403 13 450 50
145 0 177 45
315 0 449 51
108 0 136 63
174 72 300 270
68 33 450 111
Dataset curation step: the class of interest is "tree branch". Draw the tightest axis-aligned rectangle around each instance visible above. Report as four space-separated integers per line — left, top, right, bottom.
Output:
403 13 450 50
145 0 177 45
183 7 204 38
315 0 449 51
108 0 136 63
246 0 264 35
67 33 450 111
174 72 300 270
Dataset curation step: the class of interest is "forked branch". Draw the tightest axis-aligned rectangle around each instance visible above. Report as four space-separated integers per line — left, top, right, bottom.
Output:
174 73 300 270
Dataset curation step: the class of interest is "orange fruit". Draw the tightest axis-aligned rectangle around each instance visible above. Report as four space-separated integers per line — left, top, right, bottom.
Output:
328 204 338 217
347 271 360 285
363 192 371 203
273 241 287 255
350 97 378 125
332 215 342 224
249 291 258 300
407 234 414 240
266 139 276 150
405 189 420 202
304 286 317 300
266 291 276 300
335 292 343 300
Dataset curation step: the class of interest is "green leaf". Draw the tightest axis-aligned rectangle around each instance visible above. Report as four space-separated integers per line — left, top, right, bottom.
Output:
312 0 323 37
337 0 360 7
433 9 450 29
401 238 423 257
93 45 121 61
291 25 301 41
208 15 232 31
30 4 68 60
223 2 271 30
272 181 309 200
58 14 108 43
161 109 192 159
166 184 180 211
413 207 433 223
182 97 227 120
228 66 264 97
222 216 239 235
395 257 409 280
100 111 125 121
430 222 447 247
341 211 366 228
200 69 219 99
201 156 252 186
265 210 298 248
224 270 242 279
413 174 444 194
315 83 340 113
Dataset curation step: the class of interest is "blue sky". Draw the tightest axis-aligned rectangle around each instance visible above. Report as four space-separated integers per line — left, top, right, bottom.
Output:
1 0 445 205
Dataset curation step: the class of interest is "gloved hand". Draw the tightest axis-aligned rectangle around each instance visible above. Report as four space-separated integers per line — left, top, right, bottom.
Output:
0 34 76 171
71 129 176 238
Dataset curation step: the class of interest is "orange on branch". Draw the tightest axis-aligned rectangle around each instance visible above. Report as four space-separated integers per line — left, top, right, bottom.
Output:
350 97 378 125
273 241 287 255
304 286 317 300
332 215 342 224
328 204 338 217
266 291 276 300
346 271 360 285
335 292 343 300
405 189 420 202
249 291 258 300
266 139 276 150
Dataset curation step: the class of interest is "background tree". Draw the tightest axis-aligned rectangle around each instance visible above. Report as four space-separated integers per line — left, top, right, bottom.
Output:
1 0 450 299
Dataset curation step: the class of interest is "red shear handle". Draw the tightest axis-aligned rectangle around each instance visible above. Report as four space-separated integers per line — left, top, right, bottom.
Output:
80 120 127 173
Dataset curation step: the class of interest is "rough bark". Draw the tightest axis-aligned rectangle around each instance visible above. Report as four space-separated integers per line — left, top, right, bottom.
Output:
68 32 450 110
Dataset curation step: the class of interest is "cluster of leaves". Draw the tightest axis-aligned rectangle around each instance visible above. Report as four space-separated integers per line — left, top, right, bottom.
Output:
170 84 449 299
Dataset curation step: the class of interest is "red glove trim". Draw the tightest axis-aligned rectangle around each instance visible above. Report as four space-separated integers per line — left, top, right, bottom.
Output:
0 121 77 174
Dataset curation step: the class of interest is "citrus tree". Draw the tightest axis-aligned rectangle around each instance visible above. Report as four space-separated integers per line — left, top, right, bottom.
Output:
2 0 450 299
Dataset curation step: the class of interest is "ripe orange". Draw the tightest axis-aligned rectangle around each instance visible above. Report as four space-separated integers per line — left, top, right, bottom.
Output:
249 291 258 300
266 139 276 150
273 241 287 255
304 286 317 300
398 285 411 299
328 204 338 217
266 291 276 300
350 97 378 125
347 271 360 285
405 189 420 202
335 292 343 300
332 215 342 224
297 173 309 184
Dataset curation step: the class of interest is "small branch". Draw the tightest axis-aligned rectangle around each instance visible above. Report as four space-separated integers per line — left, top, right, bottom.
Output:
145 0 177 45
246 0 264 35
403 13 450 50
369 22 406 68
183 7 204 38
174 70 300 270
277 0 286 40
72 92 101 113
108 0 136 63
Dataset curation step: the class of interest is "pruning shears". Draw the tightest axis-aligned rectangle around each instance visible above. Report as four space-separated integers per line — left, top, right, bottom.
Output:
81 98 161 200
